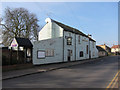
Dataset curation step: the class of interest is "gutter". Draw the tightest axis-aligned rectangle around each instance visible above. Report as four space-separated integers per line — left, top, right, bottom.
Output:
63 30 64 62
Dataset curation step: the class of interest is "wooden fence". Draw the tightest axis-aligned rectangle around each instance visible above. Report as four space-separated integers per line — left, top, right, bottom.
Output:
2 48 31 66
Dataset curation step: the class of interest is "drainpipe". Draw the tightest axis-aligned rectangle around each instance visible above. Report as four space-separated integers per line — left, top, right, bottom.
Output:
63 30 64 62
88 38 91 59
75 34 76 61
88 34 92 59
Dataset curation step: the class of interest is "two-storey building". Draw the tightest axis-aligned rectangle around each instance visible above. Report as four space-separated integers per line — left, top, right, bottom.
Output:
33 18 98 65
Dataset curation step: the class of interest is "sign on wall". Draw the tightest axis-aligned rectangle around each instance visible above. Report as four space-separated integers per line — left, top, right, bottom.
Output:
11 38 18 47
37 50 45 59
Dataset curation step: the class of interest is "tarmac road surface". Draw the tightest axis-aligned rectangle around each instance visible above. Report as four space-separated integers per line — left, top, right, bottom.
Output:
2 56 119 88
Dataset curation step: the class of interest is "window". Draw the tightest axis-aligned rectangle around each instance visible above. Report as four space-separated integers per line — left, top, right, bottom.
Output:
86 45 88 54
102 52 104 54
69 33 71 36
93 42 94 48
80 51 84 57
45 49 54 57
78 35 80 44
19 47 24 51
67 37 72 45
37 50 45 59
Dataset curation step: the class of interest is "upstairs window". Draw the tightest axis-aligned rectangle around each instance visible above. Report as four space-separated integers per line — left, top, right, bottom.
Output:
78 35 80 44
67 37 72 45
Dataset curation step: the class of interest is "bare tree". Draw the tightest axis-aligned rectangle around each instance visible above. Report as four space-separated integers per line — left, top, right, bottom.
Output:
2 7 40 46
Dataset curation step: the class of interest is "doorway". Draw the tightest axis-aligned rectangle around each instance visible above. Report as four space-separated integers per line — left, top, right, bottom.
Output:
67 49 72 61
89 51 91 59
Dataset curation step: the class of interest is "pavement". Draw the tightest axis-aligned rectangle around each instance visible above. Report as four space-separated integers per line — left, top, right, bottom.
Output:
2 56 119 88
2 57 106 80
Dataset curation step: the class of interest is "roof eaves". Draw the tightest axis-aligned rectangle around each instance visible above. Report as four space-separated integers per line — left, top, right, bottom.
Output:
51 19 96 42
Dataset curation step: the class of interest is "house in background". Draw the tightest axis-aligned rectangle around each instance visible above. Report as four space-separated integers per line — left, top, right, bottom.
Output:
111 45 120 55
10 37 33 63
98 44 111 54
96 46 108 57
33 18 98 65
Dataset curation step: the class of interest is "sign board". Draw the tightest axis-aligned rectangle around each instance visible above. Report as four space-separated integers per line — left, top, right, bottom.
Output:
11 38 18 47
37 50 45 59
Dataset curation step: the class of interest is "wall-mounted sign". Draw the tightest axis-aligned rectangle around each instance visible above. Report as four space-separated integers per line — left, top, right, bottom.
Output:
11 38 18 47
37 50 45 59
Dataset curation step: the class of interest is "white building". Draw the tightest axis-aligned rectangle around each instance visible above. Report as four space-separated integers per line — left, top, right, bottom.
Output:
33 18 98 65
111 45 120 53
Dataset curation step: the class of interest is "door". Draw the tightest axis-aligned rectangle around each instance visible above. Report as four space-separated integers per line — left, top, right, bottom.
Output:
89 51 91 59
67 49 72 61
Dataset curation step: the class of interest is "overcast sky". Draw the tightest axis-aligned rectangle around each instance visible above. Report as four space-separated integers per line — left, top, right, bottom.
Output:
1 2 118 47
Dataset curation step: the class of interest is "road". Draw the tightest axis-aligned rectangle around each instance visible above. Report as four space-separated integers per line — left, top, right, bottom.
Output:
2 56 119 88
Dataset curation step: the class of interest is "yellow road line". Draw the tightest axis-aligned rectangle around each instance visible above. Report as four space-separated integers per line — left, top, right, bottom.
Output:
111 77 118 88
106 71 120 88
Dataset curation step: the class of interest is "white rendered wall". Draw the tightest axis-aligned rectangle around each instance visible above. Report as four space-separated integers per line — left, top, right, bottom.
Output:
111 48 115 52
76 35 89 60
90 41 98 58
51 22 63 38
38 19 63 41
33 37 63 65
63 31 76 62
111 48 120 53
39 22 52 40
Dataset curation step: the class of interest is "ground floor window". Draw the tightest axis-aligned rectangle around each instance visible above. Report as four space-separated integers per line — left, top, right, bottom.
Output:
45 49 54 57
80 51 84 57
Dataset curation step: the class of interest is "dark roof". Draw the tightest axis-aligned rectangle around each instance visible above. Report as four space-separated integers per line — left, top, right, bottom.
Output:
106 45 111 50
15 37 33 47
96 46 107 52
99 44 111 49
51 19 96 42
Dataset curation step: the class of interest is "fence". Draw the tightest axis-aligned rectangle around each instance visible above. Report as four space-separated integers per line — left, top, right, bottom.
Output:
2 48 30 66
